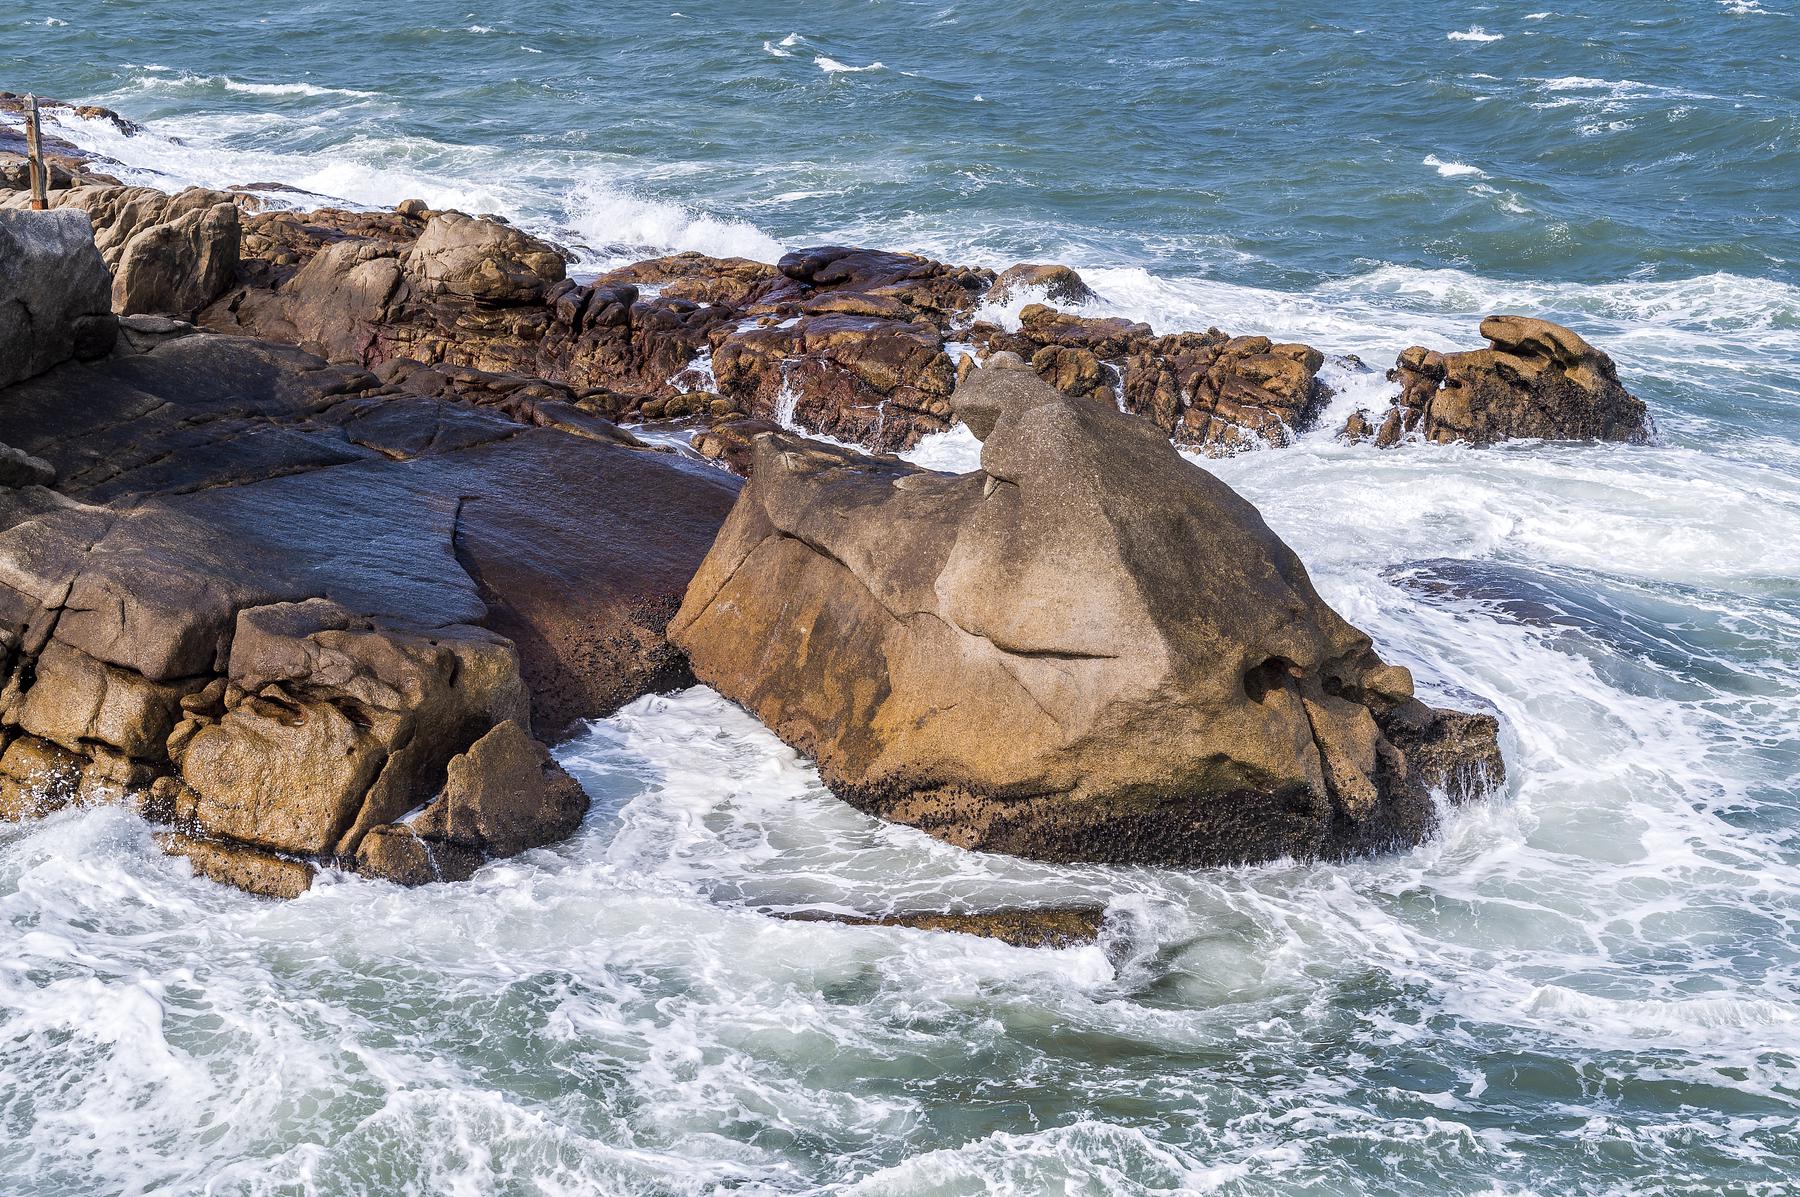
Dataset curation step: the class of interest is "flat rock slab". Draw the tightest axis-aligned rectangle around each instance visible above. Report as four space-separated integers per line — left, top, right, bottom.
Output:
0 330 740 890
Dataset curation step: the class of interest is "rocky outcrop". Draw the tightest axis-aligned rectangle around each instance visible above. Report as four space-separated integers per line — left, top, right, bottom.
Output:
0 209 117 387
3 184 243 318
711 311 957 450
672 360 1503 867
1344 316 1651 447
596 252 782 308
971 307 1331 455
759 245 993 319
0 323 740 895
6 130 1644 460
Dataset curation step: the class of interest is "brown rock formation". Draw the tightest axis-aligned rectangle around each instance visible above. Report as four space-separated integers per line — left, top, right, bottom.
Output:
987 262 1097 307
971 306 1331 454
3 185 242 318
671 360 1503 867
0 315 739 893
1345 316 1651 447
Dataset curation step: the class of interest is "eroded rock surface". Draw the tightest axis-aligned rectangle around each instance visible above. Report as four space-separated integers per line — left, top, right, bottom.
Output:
672 360 1503 866
1344 316 1651 447
0 324 739 894
778 904 1107 948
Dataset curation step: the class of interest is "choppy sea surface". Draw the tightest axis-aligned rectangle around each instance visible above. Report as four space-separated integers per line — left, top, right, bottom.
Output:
3 2 1799 1194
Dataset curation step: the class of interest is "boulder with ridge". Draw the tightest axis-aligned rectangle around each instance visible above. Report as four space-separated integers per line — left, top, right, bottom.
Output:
671 358 1504 866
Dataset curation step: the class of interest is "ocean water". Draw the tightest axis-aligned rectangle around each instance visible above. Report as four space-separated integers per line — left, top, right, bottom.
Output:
3 2 1799 1194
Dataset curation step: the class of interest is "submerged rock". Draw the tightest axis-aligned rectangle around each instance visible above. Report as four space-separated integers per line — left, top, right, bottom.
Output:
778 904 1106 948
987 262 1097 307
1344 316 1651 447
672 360 1503 866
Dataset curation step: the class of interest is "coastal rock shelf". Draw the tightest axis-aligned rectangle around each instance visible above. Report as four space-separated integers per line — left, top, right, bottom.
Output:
0 209 739 895
0 111 1651 460
672 359 1505 866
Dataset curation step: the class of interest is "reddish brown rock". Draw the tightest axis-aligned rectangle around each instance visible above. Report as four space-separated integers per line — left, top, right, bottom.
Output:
596 252 783 308
973 306 1330 454
711 314 957 450
1348 317 1651 447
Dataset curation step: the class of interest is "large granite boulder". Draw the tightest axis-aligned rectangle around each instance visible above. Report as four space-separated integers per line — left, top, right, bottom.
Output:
0 209 117 386
1345 316 1651 447
405 211 567 303
3 185 242 318
0 326 740 894
672 360 1503 865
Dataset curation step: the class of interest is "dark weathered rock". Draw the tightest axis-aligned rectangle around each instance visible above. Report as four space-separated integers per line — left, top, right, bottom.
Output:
972 306 1331 455
761 245 992 319
0 324 739 893
778 904 1107 948
0 209 117 387
692 416 784 475
672 360 1503 867
355 719 588 885
1347 316 1651 447
711 314 957 450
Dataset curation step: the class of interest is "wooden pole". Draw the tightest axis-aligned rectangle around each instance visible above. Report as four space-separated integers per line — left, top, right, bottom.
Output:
25 94 49 211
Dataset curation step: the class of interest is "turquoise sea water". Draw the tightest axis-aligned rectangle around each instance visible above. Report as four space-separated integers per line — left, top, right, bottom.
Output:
3 3 1799 1194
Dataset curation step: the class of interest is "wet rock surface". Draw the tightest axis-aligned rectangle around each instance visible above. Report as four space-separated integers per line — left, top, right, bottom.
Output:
777 903 1107 948
672 360 1504 867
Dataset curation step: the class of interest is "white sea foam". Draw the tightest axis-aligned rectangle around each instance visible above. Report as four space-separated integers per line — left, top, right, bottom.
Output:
1424 154 1488 178
763 39 793 57
816 56 885 74
37 104 786 266
126 71 378 98
1447 26 1505 42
